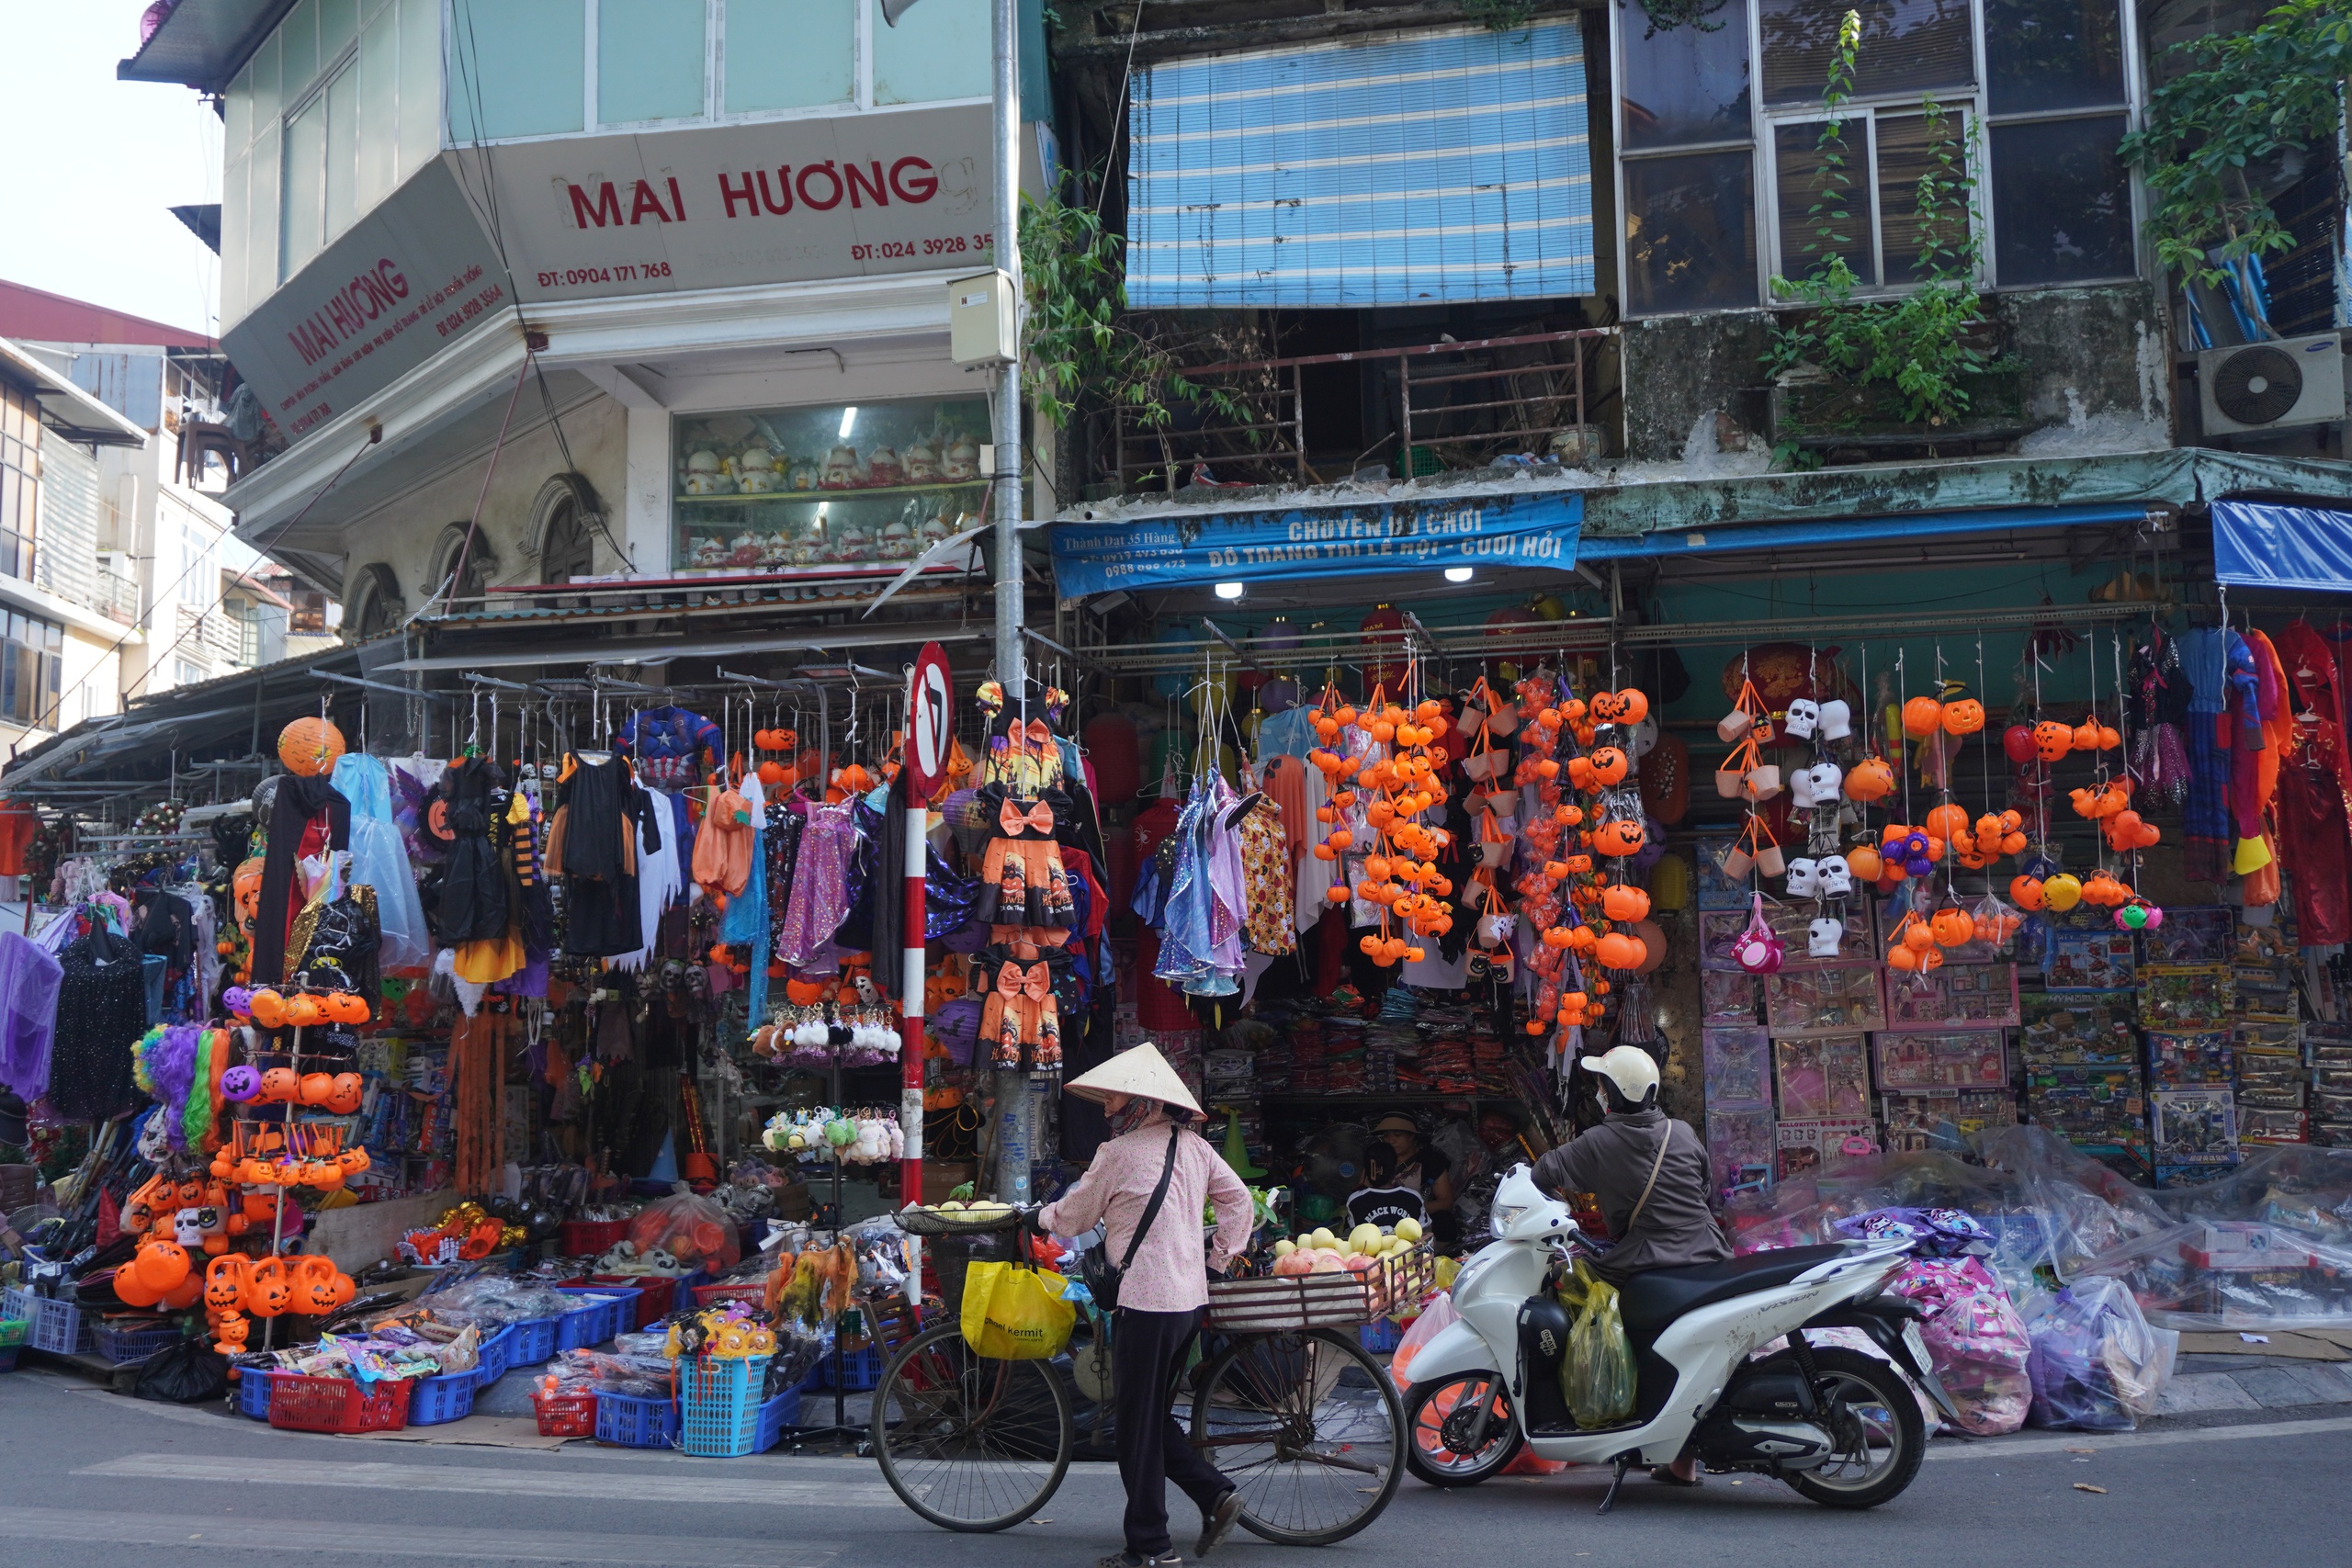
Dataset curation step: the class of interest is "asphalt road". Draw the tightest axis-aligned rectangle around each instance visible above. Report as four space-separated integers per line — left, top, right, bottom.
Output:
3 1368 2347 1568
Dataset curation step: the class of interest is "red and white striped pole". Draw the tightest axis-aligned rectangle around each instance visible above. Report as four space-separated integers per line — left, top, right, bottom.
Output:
899 643 953 1306
899 779 927 1213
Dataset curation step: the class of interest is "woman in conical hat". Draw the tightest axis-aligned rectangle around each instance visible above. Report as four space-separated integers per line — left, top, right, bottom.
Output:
1043 1043 1248 1568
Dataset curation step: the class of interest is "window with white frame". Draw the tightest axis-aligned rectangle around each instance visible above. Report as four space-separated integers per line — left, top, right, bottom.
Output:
445 0 989 145
1613 0 2138 315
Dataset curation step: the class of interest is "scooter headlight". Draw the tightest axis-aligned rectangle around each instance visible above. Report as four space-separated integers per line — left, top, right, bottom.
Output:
1489 1201 1528 1238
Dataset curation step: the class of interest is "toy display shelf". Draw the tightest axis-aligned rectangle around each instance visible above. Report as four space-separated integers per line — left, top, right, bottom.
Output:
674 479 983 505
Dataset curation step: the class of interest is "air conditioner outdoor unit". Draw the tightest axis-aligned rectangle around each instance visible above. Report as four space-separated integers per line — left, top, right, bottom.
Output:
2197 332 2346 435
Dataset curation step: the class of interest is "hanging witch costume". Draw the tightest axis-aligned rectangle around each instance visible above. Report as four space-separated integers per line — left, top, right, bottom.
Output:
969 681 1081 1071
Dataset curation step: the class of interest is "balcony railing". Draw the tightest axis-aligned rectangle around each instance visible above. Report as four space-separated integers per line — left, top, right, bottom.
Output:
94 570 141 625
1113 328 1618 495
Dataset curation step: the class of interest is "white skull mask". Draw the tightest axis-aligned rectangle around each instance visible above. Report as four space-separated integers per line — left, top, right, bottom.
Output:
1806 761 1844 802
1807 917 1846 957
1816 698 1853 740
1783 857 1821 897
1783 698 1821 739
1790 768 1820 809
1817 854 1854 896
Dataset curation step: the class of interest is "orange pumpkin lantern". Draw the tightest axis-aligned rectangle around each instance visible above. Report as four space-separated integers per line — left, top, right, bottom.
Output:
247 988 286 1028
1846 844 1883 881
1902 696 1945 739
258 1067 300 1103
1941 698 1986 736
2032 720 2075 762
282 994 323 1028
1588 747 1629 787
277 716 346 777
2010 874 2047 910
1924 802 1971 842
1593 818 1646 857
1595 931 1645 970
1930 906 1975 948
326 1073 364 1115
1845 757 1895 802
1602 885 1652 922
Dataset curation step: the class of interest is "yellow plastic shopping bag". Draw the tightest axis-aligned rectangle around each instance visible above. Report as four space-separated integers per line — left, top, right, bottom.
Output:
960 1262 1077 1359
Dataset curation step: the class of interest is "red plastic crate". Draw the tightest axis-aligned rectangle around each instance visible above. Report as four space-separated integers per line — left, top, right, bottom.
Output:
532 1388 597 1438
593 1274 675 1330
560 1219 631 1258
267 1374 415 1434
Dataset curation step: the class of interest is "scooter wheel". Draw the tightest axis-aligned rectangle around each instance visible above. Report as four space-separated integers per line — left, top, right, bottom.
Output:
1403 1373 1525 1488
1778 1348 1926 1510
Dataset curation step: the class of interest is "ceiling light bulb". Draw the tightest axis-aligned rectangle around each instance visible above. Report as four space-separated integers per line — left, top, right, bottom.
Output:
1444 566 1475 582
1214 581 1245 600
838 407 858 439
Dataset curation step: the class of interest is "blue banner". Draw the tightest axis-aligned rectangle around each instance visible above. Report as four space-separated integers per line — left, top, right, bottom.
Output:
1050 491 1583 598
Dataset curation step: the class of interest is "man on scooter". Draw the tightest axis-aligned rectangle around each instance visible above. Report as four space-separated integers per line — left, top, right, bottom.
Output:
1531 1044 1730 1487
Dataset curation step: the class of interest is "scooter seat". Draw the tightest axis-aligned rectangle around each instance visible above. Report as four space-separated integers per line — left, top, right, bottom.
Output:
1617 1245 1851 1342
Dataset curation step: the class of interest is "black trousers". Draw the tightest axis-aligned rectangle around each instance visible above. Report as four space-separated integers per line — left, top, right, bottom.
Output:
1113 1305 1232 1556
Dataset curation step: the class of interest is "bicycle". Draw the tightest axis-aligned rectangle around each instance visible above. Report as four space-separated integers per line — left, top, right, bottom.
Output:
871 1207 1417 1545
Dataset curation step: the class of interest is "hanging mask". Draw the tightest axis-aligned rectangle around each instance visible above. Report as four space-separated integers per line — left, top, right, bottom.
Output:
1783 857 1821 897
1815 699 1853 740
1817 854 1854 897
1806 917 1846 958
1782 698 1821 739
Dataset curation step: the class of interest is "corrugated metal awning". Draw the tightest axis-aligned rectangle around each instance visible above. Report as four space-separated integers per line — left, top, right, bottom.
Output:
117 0 297 91
1125 23 1595 309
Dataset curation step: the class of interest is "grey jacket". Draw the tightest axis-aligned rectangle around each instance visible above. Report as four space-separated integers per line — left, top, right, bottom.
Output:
1531 1108 1730 1284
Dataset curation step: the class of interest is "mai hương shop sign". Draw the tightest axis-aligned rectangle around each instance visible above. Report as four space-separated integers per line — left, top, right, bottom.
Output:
1049 491 1583 598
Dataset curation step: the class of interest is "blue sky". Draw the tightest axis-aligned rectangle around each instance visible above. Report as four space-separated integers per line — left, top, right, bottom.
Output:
0 2 220 336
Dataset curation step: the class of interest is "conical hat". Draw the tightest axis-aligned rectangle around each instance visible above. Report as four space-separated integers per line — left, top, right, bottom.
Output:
1066 1043 1203 1117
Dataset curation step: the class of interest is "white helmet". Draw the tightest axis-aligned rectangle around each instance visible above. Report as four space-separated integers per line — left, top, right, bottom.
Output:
1579 1045 1660 1108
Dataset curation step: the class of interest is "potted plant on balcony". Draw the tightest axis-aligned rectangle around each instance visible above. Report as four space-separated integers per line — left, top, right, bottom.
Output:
1758 10 2020 465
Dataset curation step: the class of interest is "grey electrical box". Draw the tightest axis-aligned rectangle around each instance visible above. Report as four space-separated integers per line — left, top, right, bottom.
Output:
949 271 1017 366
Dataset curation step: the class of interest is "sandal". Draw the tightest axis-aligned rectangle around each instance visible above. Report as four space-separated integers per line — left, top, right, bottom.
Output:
1648 1466 1703 1487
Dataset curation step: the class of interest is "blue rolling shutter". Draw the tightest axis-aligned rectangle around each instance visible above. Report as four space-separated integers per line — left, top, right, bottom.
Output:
1125 23 1595 309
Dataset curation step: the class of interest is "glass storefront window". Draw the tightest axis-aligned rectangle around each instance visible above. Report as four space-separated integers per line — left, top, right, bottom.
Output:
672 396 991 576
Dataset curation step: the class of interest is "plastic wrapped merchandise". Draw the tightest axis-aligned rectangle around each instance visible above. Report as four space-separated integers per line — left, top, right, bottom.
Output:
1884 1257 2032 1435
627 1184 743 1275
331 753 433 973
2025 1275 2177 1431
1975 1125 2172 1280
417 1274 580 1327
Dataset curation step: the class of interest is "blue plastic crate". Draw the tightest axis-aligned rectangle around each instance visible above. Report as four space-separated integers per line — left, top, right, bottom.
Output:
817 1341 884 1392
1 1286 90 1356
553 1301 606 1352
1358 1319 1404 1355
92 1322 187 1365
235 1369 287 1420
507 1315 560 1367
594 1387 681 1449
570 1287 636 1342
679 1355 771 1458
407 1367 479 1426
474 1324 515 1387
752 1385 802 1453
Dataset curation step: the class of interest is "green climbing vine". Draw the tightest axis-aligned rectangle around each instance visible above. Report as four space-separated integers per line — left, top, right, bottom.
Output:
1758 8 1998 459
2118 0 2352 287
1463 0 1540 30
1017 187 1244 438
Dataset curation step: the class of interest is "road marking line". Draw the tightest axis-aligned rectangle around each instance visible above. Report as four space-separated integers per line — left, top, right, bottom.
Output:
79 1452 906 1506
0 1508 836 1567
1929 1414 2352 1461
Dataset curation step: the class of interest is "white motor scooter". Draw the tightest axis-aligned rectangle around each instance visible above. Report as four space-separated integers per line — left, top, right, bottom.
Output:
1402 1163 1960 1511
